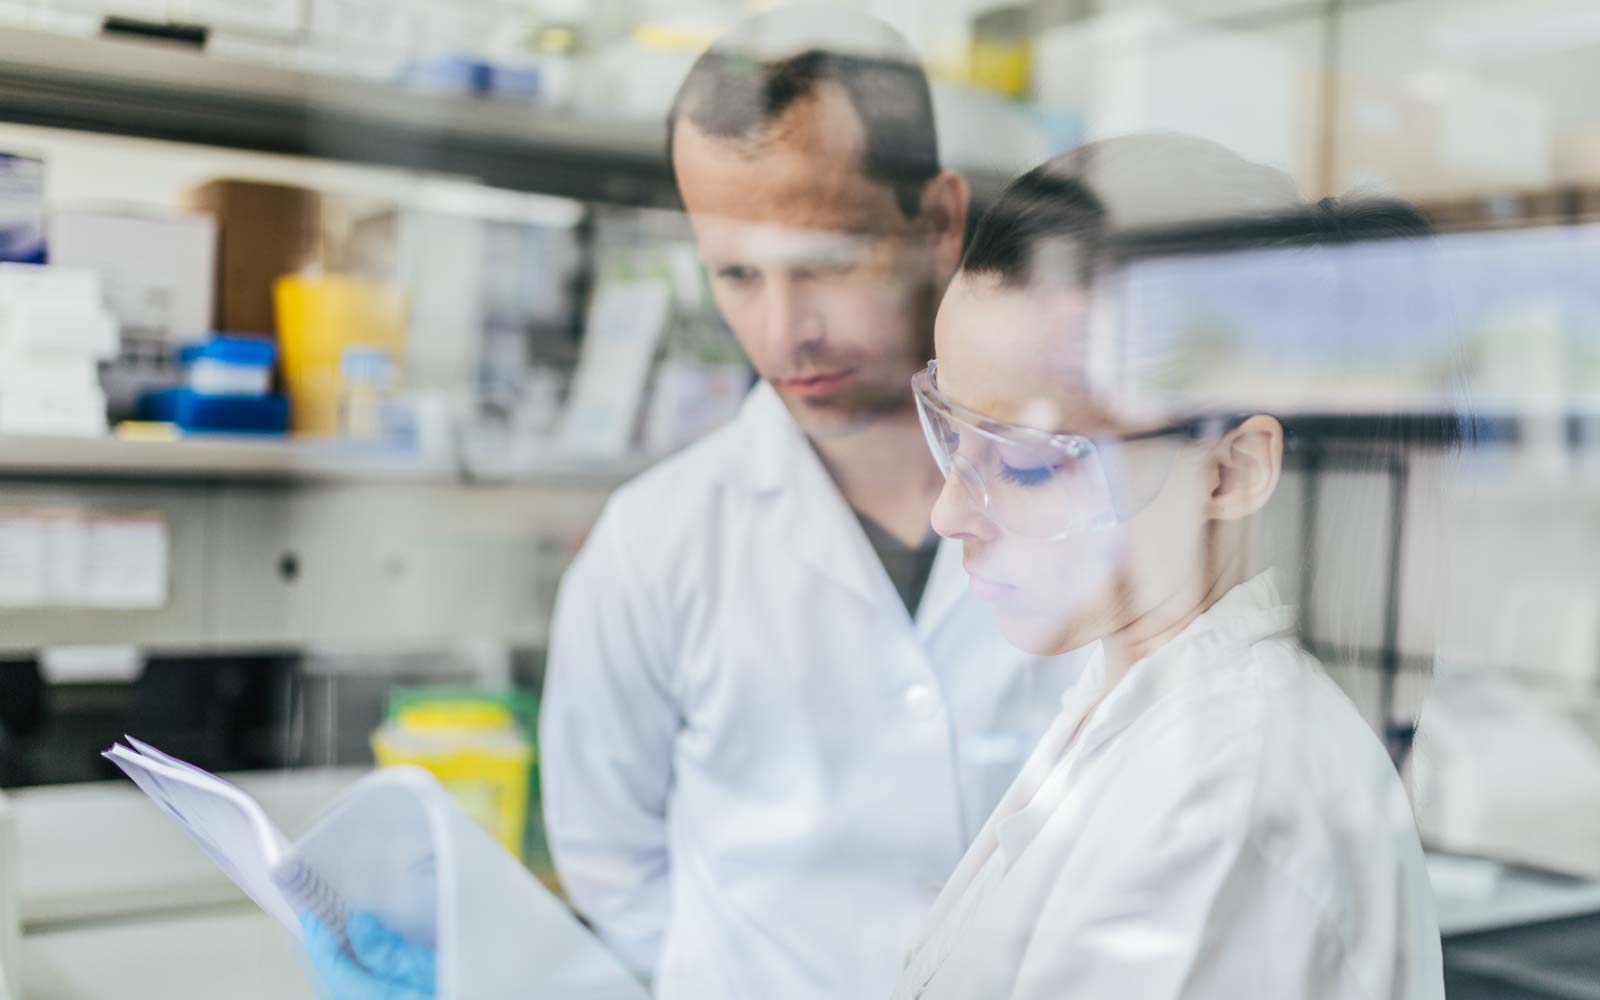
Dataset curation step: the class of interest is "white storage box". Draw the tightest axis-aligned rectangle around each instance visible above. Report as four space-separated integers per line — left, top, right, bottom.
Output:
178 0 305 39
0 299 119 362
0 356 102 393
0 262 101 304
47 208 216 344
0 383 108 436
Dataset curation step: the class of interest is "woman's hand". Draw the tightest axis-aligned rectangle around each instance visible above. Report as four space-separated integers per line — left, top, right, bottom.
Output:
301 911 437 1000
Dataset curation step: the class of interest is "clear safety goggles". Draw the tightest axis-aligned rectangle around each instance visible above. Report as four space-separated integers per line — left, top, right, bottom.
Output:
912 360 1226 541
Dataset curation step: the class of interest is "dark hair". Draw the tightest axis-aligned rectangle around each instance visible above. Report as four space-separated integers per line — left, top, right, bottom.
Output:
960 165 1464 453
959 167 1107 286
960 168 1436 287
666 47 941 219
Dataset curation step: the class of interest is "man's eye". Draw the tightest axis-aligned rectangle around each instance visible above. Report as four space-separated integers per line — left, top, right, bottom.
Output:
803 260 858 278
999 462 1057 487
716 265 759 284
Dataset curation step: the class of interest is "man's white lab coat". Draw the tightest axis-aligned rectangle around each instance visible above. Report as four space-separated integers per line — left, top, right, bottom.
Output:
540 384 1085 1000
892 572 1444 1000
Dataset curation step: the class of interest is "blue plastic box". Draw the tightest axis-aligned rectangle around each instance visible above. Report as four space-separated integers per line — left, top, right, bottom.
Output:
140 388 289 435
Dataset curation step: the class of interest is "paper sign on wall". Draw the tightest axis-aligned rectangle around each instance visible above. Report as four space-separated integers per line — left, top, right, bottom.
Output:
557 280 672 457
0 510 169 610
0 514 47 608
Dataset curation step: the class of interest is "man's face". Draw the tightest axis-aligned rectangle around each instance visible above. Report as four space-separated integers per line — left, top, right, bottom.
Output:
672 84 946 438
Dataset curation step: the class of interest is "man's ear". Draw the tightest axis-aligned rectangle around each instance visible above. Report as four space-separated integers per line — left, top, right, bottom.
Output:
1204 415 1284 521
919 170 971 277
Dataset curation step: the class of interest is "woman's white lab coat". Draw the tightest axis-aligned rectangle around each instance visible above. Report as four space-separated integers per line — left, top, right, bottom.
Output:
891 572 1444 1000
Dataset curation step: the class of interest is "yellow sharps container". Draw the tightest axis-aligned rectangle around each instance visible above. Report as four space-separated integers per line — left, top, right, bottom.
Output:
372 701 534 855
273 274 408 436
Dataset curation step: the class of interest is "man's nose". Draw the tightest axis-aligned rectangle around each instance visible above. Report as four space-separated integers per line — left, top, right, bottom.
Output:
765 276 825 357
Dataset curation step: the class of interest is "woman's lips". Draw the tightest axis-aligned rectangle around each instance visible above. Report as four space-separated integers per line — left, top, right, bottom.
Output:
965 567 1018 603
778 368 858 398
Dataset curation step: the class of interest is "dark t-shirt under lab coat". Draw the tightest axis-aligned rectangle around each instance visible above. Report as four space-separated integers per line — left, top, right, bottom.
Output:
855 512 940 618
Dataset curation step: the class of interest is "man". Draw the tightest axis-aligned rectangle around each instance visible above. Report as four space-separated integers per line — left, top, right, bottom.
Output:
539 11 1085 1000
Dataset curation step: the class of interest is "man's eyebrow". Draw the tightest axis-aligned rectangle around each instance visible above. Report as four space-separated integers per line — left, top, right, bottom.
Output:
767 236 873 263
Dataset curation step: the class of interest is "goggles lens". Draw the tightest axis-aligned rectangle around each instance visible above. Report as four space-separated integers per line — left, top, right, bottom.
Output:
913 362 1119 541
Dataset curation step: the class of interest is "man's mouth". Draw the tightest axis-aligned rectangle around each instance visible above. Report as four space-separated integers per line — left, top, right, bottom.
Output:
778 368 858 398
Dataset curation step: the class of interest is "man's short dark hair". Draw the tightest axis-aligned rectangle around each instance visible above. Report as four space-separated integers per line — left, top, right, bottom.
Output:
666 46 941 219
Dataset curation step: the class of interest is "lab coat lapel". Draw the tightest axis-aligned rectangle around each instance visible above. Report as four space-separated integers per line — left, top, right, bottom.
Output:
736 384 894 611
915 539 969 637
1070 571 1297 764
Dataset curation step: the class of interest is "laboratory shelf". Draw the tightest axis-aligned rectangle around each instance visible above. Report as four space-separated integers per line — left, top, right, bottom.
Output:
0 433 449 483
0 433 651 487
0 26 674 207
0 27 1017 208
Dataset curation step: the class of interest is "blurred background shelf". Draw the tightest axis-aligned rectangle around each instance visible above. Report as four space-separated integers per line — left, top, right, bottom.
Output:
0 27 677 206
0 433 652 486
0 27 1018 207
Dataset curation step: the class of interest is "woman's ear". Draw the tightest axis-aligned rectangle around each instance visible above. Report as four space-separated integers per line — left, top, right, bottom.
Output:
920 170 971 278
1204 415 1284 521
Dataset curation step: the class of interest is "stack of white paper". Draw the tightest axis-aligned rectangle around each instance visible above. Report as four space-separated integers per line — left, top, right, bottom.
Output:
104 739 648 1000
0 263 117 437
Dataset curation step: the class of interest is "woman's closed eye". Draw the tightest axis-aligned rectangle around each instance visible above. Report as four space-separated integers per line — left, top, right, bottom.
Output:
998 461 1059 487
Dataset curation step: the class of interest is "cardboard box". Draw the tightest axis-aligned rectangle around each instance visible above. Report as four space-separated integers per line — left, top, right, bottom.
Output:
183 179 322 336
47 209 216 344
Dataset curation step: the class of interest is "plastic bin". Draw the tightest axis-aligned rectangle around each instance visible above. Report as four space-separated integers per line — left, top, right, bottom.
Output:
181 335 276 396
372 696 534 856
273 275 407 436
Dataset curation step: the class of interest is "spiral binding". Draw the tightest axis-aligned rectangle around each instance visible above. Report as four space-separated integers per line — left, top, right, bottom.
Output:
274 859 356 962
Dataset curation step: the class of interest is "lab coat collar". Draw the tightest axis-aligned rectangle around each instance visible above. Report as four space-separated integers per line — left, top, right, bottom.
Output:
720 383 969 630
1060 569 1296 715
726 383 926 616
721 383 794 496
1098 570 1293 734
994 571 1296 865
915 538 970 637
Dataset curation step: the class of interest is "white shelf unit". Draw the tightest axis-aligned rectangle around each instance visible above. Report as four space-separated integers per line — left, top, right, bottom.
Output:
0 436 638 656
0 433 651 487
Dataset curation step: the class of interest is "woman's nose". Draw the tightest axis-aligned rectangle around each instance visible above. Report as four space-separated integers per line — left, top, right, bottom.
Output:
930 470 998 542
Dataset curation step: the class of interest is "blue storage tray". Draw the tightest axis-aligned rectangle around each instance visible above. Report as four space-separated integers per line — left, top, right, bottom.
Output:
139 388 289 435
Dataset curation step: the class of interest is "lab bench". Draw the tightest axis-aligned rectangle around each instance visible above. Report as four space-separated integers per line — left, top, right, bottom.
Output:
4 768 363 999
23 907 304 1000
1434 854 1600 999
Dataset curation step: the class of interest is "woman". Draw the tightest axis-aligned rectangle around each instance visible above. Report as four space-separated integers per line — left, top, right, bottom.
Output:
891 136 1446 999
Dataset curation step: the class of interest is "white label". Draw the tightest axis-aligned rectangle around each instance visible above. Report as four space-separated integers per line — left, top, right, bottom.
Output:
81 514 169 609
0 515 47 608
40 645 146 684
0 510 168 610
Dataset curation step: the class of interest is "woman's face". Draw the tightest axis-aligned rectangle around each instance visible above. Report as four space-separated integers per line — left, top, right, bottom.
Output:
928 272 1216 655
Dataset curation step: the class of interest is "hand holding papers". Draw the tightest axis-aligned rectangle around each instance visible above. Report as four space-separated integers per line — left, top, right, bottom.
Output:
104 738 648 1000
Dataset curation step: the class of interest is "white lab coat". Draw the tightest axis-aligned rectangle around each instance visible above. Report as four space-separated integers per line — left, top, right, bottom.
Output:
892 572 1444 1000
540 384 1086 1000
